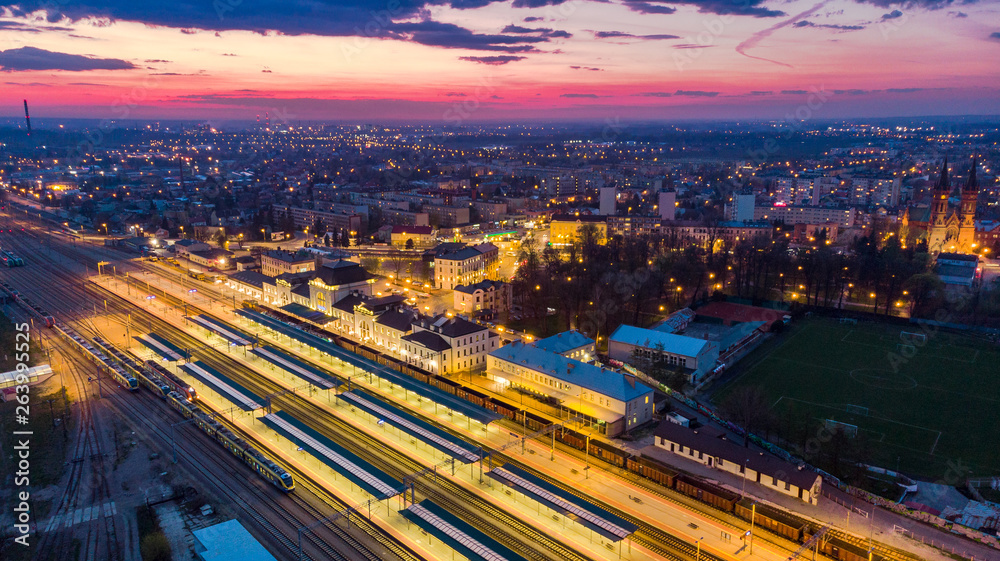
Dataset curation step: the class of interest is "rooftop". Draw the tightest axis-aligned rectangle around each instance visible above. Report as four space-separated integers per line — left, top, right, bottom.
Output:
263 249 313 263
609 325 714 358
454 279 508 294
192 519 277 561
490 341 652 402
532 330 594 355
314 259 376 287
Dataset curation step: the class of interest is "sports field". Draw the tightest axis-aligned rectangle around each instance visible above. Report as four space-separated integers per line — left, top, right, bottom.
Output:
712 317 1000 479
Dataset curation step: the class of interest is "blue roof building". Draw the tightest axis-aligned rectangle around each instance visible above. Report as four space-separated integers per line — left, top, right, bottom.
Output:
193 519 277 561
487 341 653 436
532 330 596 361
607 324 720 382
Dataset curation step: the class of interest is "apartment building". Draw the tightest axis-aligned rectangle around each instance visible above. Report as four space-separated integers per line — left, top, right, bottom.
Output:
434 243 499 290
754 205 857 227
453 279 512 315
401 315 499 375
261 249 315 277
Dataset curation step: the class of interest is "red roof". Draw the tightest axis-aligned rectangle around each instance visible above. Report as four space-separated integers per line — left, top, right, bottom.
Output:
391 225 433 235
696 302 787 330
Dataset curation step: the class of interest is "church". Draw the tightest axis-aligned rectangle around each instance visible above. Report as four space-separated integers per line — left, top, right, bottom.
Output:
900 159 980 254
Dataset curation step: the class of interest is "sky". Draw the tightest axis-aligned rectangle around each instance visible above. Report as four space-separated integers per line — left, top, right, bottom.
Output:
1 0 999 122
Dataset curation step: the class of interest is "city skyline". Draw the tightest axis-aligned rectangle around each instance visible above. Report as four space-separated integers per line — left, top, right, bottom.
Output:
1 0 999 121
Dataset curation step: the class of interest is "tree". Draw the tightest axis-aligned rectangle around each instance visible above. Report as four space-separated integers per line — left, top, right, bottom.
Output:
903 272 943 317
312 216 325 239
213 229 227 248
718 386 774 447
140 533 172 561
405 238 415 250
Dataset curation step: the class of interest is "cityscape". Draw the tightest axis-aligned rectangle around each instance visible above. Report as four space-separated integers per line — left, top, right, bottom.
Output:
1 2 1000 561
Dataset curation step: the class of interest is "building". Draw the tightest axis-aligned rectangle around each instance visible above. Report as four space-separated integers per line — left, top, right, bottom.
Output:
608 325 719 382
434 243 499 290
453 279 512 315
193 519 277 561
848 176 900 207
307 260 377 312
401 315 498 374
188 248 234 270
658 191 677 221
273 204 363 235
532 330 595 362
424 204 470 227
901 159 980 254
725 193 755 223
471 201 509 222
549 214 607 245
599 187 616 215
390 225 435 248
935 252 980 287
754 205 857 227
261 249 315 277
487 341 654 436
653 421 822 504
607 215 662 238
172 238 211 256
667 221 772 249
225 270 271 301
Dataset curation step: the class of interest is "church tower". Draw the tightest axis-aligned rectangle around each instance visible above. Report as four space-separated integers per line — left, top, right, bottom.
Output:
927 159 951 252
957 158 978 251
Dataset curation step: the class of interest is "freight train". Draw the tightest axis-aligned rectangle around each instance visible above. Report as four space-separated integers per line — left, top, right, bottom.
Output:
253 303 890 561
0 285 53 327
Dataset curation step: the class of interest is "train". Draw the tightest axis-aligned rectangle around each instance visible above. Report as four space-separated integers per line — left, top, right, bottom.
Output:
0 281 19 302
1 249 25 267
166 391 294 491
1 288 57 328
253 303 891 561
1 289 293 493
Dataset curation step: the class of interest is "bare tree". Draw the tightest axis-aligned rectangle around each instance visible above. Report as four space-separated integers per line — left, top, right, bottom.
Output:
719 386 774 447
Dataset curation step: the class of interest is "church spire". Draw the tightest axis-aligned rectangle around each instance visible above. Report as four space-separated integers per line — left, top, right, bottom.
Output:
937 157 949 191
965 157 978 192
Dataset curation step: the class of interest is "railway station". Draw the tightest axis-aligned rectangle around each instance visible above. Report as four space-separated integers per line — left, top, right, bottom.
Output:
400 500 527 561
261 411 402 500
180 361 265 411
186 314 253 346
236 308 503 426
250 345 339 390
133 332 186 361
338 389 481 463
487 463 638 545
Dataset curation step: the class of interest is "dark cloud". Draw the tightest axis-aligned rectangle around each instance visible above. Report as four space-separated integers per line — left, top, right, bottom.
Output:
949 10 967 16
0 46 135 71
180 28 197 34
673 43 714 49
886 87 924 92
635 92 673 97
145 59 171 63
560 93 600 98
856 0 975 9
749 90 772 95
4 81 53 86
793 20 865 30
390 20 548 52
0 21 74 33
989 31 1000 39
675 90 719 97
458 55 526 65
620 0 783 17
781 89 807 94
500 24 571 38
594 31 680 39
881 9 904 19
833 89 868 95
444 92 467 96
222 53 239 56
570 65 603 71
523 16 544 22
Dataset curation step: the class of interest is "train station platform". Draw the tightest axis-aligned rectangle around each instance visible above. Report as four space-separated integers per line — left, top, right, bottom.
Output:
187 314 253 346
251 345 339 390
399 500 526 561
261 411 401 499
487 463 637 542
134 332 186 361
339 389 481 463
180 361 264 411
236 309 502 425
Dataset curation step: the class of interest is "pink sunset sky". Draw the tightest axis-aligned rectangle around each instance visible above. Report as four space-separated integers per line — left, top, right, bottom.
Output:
1 0 999 121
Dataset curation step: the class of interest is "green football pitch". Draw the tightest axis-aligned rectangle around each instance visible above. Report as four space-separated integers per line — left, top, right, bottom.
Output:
712 318 1000 479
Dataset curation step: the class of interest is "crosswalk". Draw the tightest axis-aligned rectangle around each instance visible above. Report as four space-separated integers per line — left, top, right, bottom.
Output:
43 501 117 533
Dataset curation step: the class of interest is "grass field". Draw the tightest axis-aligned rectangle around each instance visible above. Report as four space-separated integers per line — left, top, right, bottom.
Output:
712 317 1000 480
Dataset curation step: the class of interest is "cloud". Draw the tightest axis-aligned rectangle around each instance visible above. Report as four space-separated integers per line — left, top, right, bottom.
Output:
833 88 868 94
856 0 974 9
989 31 1000 39
619 0 783 16
570 65 603 71
635 92 673 97
0 21 74 33
0 46 136 72
145 59 171 63
949 10 967 17
749 90 772 95
501 24 572 38
886 87 924 92
793 20 865 30
560 93 600 98
781 89 808 94
594 31 680 39
673 43 714 49
458 55 526 65
881 9 904 19
674 90 719 96
523 16 544 22
390 20 548 52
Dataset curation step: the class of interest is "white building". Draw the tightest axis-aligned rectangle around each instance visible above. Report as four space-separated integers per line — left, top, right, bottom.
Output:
725 194 755 223
488 341 654 436
658 191 677 221
434 243 499 290
401 315 499 375
532 330 596 362
608 324 719 383
599 187 617 215
453 279 512 315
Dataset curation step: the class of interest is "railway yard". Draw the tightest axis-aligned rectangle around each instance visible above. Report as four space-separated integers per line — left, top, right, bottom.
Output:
0 206 943 561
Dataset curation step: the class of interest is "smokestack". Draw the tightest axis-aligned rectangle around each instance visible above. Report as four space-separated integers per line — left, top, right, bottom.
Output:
23 100 31 136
